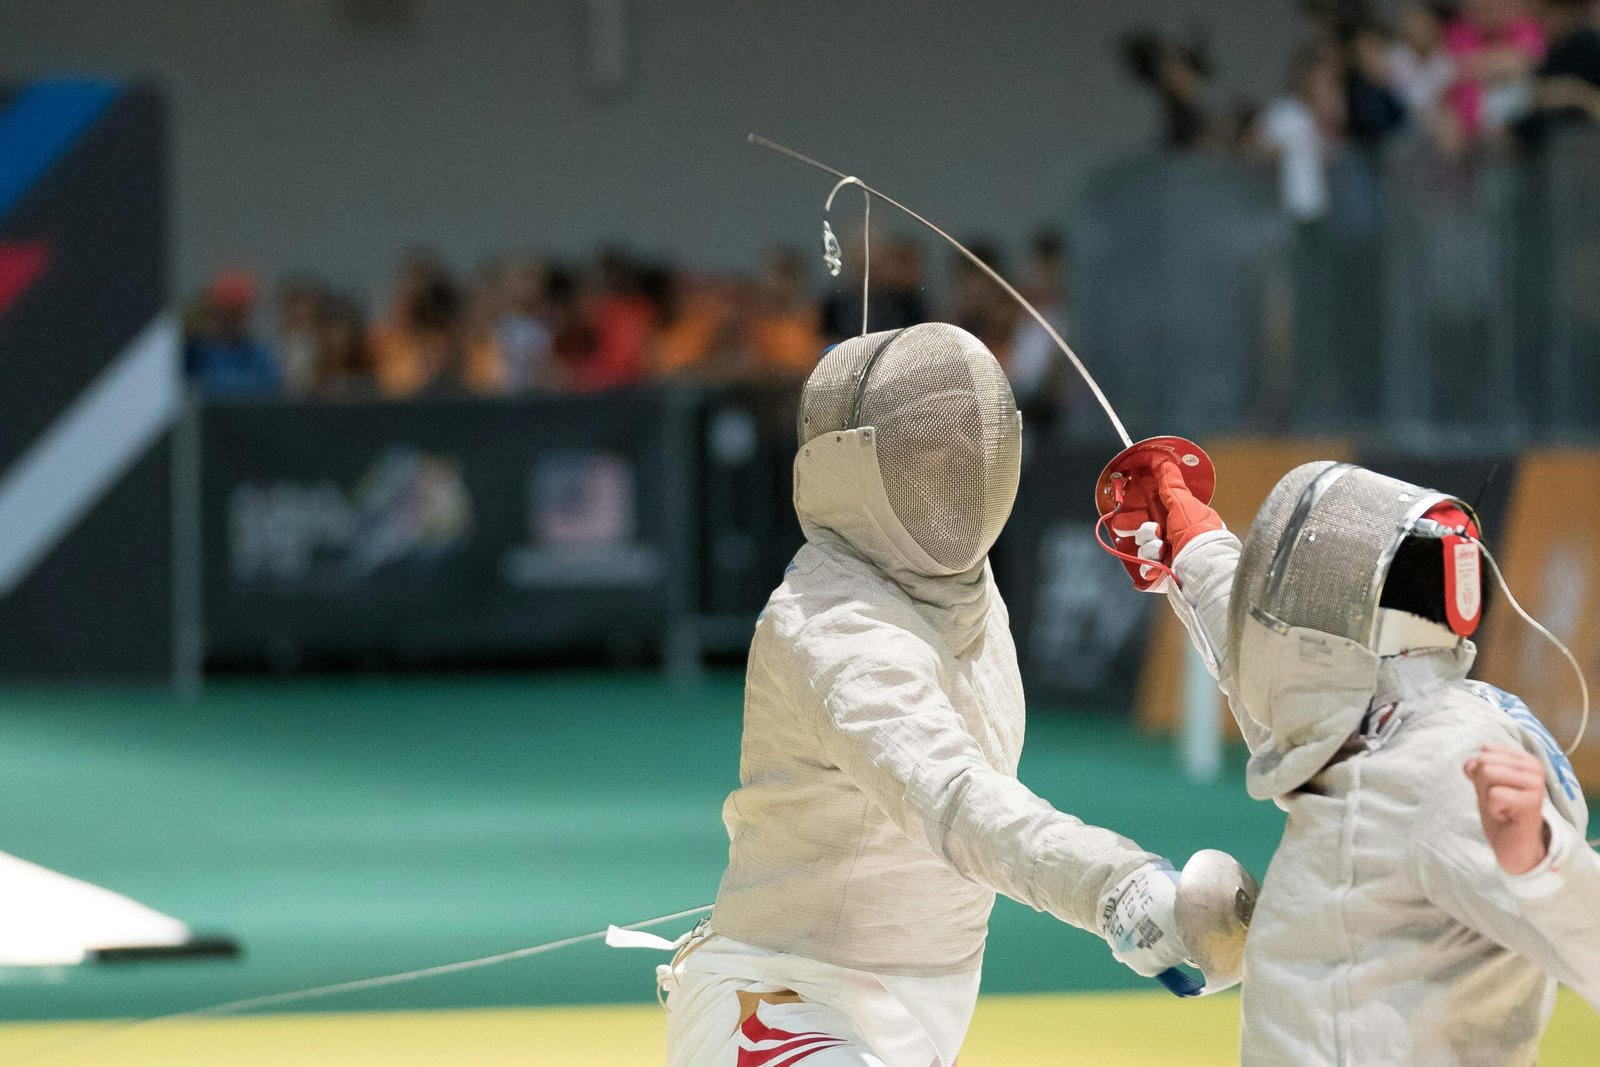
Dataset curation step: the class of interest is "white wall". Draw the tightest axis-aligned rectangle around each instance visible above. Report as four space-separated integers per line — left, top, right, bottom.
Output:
0 0 1306 304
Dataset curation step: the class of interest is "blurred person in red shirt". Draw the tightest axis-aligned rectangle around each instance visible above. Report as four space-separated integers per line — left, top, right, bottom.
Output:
567 249 653 392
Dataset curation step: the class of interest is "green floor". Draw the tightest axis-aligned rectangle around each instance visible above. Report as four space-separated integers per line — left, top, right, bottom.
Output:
0 673 1543 1024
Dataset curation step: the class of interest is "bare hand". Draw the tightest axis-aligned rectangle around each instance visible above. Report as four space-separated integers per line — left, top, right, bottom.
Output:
1463 746 1551 875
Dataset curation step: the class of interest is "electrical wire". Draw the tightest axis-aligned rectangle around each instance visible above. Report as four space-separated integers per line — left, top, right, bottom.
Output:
1477 540 1590 755
0 904 713 1065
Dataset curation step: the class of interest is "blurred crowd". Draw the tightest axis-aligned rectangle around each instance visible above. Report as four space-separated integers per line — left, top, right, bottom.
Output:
182 234 1074 415
1124 0 1600 218
183 0 1600 408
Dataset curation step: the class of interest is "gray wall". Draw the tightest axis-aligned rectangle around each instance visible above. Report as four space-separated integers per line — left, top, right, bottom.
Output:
1 0 1306 305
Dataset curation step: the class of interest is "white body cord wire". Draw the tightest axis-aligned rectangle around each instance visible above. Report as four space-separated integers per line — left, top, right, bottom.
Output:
0 904 713 1065
825 176 871 336
1478 541 1590 754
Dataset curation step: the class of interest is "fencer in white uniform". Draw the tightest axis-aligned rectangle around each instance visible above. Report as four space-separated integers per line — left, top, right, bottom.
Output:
661 324 1247 1067
1131 458 1600 1066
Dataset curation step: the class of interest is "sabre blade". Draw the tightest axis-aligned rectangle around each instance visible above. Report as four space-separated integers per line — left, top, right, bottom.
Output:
747 133 1134 448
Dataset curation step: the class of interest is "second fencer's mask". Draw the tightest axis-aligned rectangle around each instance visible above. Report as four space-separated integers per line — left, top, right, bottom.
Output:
793 324 1022 577
1230 462 1483 798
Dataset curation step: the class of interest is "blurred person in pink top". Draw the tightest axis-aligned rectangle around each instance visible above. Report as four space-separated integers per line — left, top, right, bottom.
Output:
1444 0 1548 143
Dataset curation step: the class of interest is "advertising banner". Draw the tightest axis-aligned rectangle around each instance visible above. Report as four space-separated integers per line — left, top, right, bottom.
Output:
201 393 690 668
0 82 172 681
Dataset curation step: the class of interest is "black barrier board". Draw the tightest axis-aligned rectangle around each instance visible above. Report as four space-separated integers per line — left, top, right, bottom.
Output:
201 393 689 668
0 83 171 681
994 437 1155 710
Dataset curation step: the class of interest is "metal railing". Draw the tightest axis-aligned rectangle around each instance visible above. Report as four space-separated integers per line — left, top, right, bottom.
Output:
1068 129 1600 447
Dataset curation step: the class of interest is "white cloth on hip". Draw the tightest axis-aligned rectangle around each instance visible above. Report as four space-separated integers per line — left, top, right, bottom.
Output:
663 930 978 1067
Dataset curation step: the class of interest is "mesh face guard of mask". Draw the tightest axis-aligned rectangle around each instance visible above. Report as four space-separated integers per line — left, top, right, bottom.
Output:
796 323 1022 572
1229 462 1478 667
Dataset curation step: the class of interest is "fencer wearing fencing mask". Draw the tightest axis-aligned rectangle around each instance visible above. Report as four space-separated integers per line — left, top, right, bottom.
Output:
661 325 1237 1067
1146 460 1600 1066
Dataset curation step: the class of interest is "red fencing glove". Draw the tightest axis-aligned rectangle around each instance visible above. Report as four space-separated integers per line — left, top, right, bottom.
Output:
1155 461 1225 561
1106 461 1168 586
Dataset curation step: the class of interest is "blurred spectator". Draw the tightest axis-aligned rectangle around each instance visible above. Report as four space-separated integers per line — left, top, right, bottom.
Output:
1122 29 1219 149
650 270 739 379
461 258 510 394
1255 42 1346 220
568 249 652 392
1343 21 1410 142
547 266 595 389
1443 0 1548 145
275 275 326 395
746 246 823 380
1006 231 1072 419
1390 2 1460 120
877 237 932 331
1518 0 1600 143
498 253 558 391
820 232 929 342
183 270 281 397
312 294 374 397
943 239 1017 363
368 250 467 397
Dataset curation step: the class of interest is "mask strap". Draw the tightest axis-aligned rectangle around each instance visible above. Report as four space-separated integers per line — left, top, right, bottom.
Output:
1473 537 1591 755
825 176 871 336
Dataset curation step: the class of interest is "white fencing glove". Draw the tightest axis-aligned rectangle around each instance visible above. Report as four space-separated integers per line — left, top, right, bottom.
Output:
1102 852 1260 998
1099 860 1189 981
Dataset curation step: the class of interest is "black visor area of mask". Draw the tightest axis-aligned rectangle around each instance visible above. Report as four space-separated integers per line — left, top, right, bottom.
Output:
1378 534 1490 627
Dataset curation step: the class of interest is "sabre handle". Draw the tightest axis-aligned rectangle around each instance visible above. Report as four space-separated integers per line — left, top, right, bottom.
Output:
1154 966 1206 998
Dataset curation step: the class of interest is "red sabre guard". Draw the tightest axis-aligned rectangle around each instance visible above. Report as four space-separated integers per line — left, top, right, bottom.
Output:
1094 436 1217 591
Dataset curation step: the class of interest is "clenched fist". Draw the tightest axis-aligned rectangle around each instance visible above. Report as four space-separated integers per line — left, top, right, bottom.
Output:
1463 746 1552 876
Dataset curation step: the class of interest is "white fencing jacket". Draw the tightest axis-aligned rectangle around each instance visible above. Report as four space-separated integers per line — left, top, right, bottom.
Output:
710 435 1159 977
1169 533 1600 1066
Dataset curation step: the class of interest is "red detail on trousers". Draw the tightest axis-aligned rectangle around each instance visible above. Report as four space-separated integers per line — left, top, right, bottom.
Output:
0 241 51 319
737 1009 850 1067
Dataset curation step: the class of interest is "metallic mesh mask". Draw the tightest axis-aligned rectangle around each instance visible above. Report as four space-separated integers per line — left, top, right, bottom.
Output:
1230 462 1474 667
797 324 1022 573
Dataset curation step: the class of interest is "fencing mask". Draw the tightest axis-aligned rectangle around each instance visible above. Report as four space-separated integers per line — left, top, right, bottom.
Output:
1230 462 1482 798
794 323 1021 577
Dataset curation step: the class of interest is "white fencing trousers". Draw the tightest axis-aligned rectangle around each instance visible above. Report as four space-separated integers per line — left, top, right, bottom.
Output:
662 932 980 1067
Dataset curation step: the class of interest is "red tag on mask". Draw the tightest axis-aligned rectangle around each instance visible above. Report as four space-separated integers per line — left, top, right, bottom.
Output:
1423 503 1482 637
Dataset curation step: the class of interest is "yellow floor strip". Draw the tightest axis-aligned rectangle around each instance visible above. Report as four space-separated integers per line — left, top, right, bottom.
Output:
0 989 1593 1065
